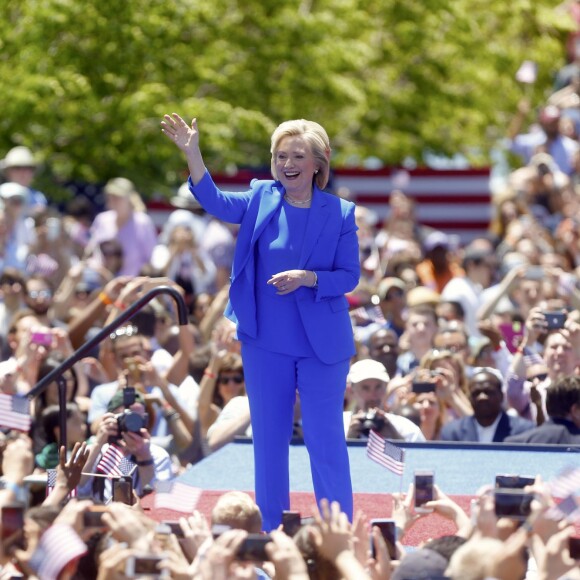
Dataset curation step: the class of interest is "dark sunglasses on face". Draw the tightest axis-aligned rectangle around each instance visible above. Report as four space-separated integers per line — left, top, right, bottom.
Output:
219 375 244 385
528 373 548 382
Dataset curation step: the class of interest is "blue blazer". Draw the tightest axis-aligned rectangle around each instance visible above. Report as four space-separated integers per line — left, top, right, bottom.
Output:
188 172 360 365
439 412 535 443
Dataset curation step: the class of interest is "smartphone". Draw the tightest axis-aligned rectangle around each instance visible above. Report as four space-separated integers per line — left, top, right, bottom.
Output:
498 322 524 354
494 489 534 520
370 518 397 560
112 476 133 505
161 521 184 538
495 475 535 489
411 381 436 394
569 536 580 560
1 504 25 551
83 505 108 528
543 311 566 330
282 510 301 537
236 534 272 562
30 332 52 347
125 555 165 578
414 470 434 513
211 524 232 539
524 266 544 280
122 387 137 408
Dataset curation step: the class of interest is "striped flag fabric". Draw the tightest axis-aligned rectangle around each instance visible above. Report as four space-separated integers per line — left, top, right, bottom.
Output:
0 393 31 432
550 467 580 499
366 430 405 476
46 470 77 499
96 444 137 478
154 480 202 513
28 524 87 580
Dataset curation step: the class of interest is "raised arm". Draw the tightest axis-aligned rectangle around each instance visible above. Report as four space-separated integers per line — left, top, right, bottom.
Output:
161 114 206 185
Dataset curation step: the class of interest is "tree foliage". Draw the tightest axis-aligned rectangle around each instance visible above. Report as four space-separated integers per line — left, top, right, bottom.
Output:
0 0 573 198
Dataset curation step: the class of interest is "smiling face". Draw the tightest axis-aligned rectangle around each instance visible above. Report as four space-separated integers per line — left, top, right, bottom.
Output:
273 135 318 198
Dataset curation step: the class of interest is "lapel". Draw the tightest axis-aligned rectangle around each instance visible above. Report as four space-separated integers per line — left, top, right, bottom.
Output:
493 412 509 442
298 186 329 269
465 416 479 441
249 183 283 249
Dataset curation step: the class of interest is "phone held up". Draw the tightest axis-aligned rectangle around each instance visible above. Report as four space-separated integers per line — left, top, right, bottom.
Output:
369 518 397 560
414 470 434 514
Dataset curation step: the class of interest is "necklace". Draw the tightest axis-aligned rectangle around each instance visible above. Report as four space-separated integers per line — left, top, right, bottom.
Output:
284 194 312 206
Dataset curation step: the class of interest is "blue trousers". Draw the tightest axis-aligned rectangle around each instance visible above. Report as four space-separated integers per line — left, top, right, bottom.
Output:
241 342 353 531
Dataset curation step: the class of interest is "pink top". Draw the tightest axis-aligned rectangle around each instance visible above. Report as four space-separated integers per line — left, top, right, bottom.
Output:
88 210 158 276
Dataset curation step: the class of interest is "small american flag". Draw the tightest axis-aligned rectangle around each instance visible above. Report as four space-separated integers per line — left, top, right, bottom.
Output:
46 469 77 499
0 393 31 432
28 524 87 580
550 467 580 499
351 305 386 325
154 480 202 513
96 444 136 478
366 430 405 475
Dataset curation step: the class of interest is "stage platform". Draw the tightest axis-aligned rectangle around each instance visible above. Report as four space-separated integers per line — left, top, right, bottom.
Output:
181 439 579 495
144 439 579 543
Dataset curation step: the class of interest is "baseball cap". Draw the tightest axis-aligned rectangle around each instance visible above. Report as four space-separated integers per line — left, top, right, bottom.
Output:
347 359 390 384
170 182 201 209
391 549 448 580
0 182 27 200
377 277 406 301
423 231 449 253
406 286 440 308
107 389 146 413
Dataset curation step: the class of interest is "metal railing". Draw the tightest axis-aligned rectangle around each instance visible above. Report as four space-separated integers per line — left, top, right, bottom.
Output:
27 286 189 448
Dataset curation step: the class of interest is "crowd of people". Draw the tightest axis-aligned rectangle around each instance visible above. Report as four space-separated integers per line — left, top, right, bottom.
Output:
1 12 580 579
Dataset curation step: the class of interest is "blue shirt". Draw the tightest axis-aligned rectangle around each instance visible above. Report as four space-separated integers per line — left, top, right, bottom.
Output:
239 201 316 357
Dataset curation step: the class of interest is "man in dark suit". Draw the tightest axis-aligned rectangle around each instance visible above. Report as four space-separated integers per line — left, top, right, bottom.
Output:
440 367 535 443
505 376 580 445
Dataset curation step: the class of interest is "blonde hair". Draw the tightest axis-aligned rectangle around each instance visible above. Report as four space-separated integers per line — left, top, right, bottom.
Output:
270 119 331 190
446 538 505 580
211 491 262 533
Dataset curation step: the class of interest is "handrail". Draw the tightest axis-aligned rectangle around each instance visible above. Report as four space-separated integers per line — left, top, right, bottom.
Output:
27 286 188 448
28 285 188 400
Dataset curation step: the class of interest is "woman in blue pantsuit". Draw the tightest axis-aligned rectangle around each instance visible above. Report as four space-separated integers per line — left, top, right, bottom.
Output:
161 114 360 530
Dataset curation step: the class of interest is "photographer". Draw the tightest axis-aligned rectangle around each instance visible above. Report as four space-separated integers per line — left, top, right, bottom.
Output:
79 390 173 500
344 359 425 441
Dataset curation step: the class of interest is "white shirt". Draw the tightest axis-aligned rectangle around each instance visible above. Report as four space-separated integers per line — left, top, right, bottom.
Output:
475 414 502 443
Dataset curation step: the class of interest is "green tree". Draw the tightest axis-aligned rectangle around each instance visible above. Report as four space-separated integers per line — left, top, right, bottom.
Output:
0 0 573 199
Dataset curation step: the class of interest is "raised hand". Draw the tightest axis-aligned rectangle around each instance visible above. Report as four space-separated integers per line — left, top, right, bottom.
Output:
161 113 200 153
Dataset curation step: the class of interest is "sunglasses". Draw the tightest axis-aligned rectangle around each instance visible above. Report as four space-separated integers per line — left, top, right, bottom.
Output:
28 289 52 299
528 373 548 382
219 375 244 385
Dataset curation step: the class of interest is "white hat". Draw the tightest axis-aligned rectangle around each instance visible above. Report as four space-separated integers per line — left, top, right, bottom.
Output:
170 182 201 209
347 359 390 384
0 182 27 199
1 146 37 170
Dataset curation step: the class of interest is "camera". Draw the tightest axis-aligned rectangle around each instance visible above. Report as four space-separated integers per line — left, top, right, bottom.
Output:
360 410 385 437
116 409 148 434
